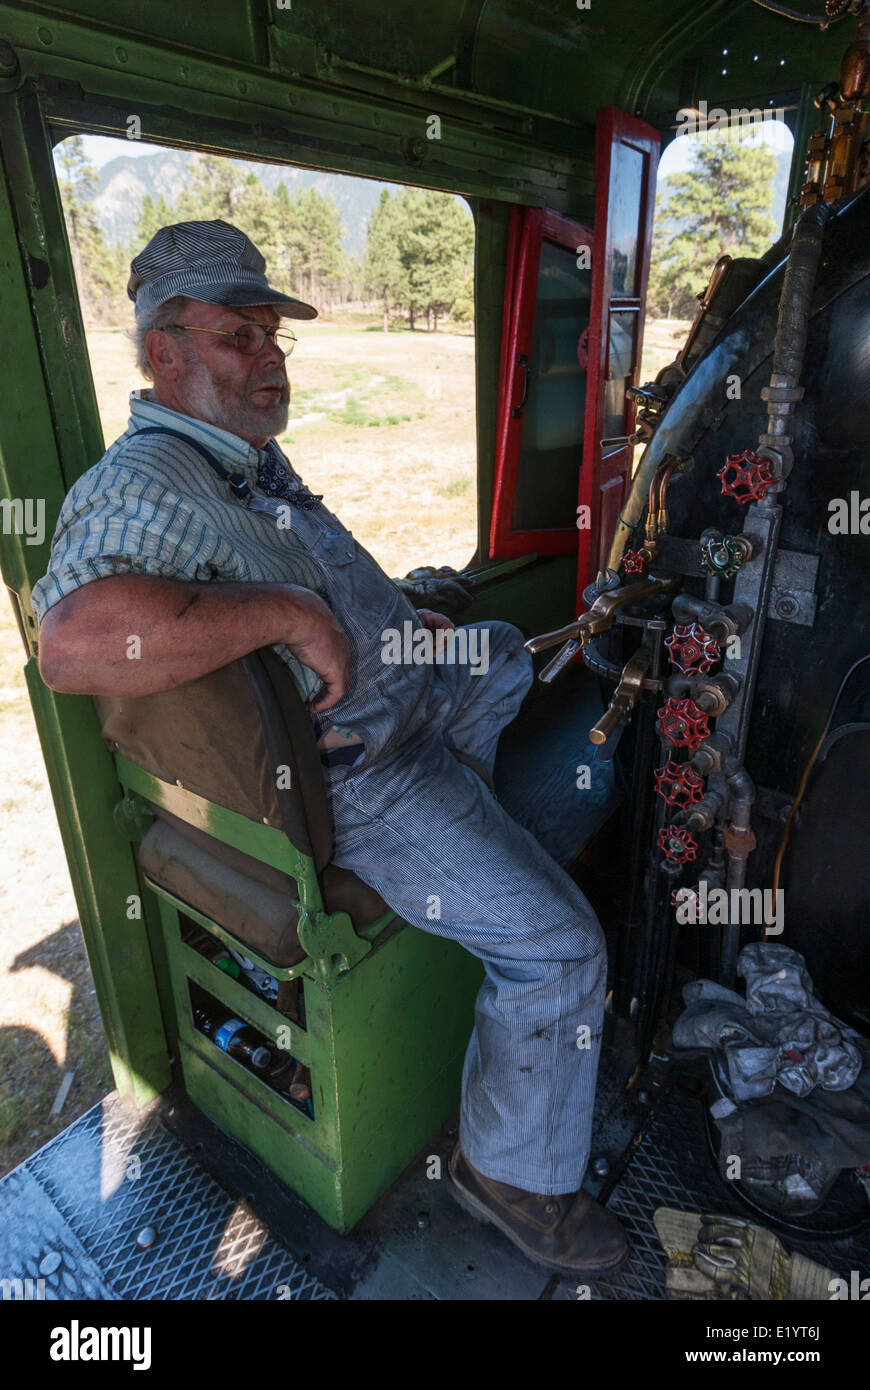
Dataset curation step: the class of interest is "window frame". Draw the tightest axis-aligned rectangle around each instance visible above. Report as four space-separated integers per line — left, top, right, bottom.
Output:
489 205 595 561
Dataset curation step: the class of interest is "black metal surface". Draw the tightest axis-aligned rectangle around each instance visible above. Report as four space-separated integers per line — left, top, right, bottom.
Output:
4 1055 866 1300
614 685 660 1018
552 1082 870 1300
649 187 870 802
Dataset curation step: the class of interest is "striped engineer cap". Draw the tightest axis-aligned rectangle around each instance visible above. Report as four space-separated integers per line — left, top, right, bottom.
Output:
127 219 318 321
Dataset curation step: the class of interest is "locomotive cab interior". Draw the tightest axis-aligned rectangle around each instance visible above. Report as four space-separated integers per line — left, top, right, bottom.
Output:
1 0 870 1307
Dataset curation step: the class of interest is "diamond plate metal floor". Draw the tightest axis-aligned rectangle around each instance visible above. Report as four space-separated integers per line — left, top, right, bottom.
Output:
3 1063 867 1300
551 1083 870 1301
0 1093 334 1301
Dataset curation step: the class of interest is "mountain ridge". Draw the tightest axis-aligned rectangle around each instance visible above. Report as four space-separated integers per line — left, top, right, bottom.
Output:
82 145 405 255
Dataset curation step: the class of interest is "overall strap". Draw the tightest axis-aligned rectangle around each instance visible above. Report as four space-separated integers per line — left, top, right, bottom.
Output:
132 426 253 503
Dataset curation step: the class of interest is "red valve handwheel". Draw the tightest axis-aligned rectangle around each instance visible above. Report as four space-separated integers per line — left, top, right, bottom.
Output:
622 549 647 575
717 449 775 505
657 697 711 749
671 885 700 912
658 825 698 865
665 623 720 675
654 760 706 807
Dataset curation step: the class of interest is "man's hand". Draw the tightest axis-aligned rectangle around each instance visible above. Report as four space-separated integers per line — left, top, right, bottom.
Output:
417 608 455 632
288 591 351 713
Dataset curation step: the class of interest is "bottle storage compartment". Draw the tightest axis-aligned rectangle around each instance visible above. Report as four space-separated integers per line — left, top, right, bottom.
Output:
179 910 306 1027
187 978 314 1120
145 860 484 1230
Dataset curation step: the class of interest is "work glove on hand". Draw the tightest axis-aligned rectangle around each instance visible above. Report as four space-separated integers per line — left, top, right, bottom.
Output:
391 565 475 614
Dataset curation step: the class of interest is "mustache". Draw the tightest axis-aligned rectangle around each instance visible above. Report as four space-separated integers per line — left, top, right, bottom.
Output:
250 376 289 395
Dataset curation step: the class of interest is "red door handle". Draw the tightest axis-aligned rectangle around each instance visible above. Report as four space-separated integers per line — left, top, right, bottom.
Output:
511 353 530 418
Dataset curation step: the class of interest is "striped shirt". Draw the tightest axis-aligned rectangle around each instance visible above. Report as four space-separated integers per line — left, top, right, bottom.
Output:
31 391 331 706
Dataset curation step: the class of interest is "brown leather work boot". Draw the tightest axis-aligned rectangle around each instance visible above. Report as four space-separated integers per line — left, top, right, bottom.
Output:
448 1142 628 1277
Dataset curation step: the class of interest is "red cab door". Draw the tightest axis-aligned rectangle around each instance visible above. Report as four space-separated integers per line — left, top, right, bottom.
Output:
577 108 660 601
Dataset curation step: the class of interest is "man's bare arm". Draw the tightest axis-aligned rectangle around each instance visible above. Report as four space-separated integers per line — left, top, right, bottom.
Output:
37 573 350 711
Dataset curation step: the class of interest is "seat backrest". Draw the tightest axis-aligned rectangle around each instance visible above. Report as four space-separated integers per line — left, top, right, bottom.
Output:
93 647 333 873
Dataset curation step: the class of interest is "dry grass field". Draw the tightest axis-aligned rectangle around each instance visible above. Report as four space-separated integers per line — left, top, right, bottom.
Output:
0 313 689 1177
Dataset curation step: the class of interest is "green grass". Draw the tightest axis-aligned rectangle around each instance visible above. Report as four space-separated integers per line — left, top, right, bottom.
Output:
368 413 412 427
330 391 413 428
441 477 472 497
335 394 369 426
0 1094 24 1145
68 1016 111 1086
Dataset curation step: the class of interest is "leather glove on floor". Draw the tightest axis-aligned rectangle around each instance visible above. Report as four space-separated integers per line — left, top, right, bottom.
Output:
653 1207 838 1300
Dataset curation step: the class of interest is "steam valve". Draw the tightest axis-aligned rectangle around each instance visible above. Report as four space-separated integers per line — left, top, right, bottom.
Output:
671 885 700 914
658 825 699 866
665 623 720 675
699 531 753 580
622 549 647 575
654 760 706 808
657 696 711 749
717 450 776 505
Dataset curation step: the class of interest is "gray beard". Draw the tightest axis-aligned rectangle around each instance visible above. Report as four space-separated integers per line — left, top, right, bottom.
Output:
182 359 289 442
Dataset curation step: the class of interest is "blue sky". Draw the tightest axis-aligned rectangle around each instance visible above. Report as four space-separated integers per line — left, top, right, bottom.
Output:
81 134 164 167
660 117 793 179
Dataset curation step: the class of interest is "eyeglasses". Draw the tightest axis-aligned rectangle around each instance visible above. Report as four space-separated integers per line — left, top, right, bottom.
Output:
168 323 297 356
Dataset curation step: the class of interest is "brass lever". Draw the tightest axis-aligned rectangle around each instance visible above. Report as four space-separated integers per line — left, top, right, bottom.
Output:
525 576 679 656
588 647 652 746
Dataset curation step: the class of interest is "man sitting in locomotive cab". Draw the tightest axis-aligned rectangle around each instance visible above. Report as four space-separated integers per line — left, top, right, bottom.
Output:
32 219 625 1278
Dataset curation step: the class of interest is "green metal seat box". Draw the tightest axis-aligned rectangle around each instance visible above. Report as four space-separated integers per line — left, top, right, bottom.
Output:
94 648 483 1232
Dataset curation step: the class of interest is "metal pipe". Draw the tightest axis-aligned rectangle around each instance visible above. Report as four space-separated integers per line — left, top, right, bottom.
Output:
719 201 831 761
614 685 659 1016
605 203 828 578
748 0 848 27
720 764 756 987
670 593 754 640
704 572 722 604
761 200 831 473
714 202 829 983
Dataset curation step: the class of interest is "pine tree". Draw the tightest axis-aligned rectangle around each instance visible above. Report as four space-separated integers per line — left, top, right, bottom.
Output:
135 193 173 248
292 188 344 307
362 187 474 331
363 190 408 330
270 181 299 291
234 173 282 275
55 136 125 324
399 188 473 331
174 153 242 222
647 130 778 319
57 144 355 325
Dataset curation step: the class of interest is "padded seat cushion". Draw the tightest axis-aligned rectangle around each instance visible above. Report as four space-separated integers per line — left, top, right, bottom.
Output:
138 816 389 968
94 649 333 873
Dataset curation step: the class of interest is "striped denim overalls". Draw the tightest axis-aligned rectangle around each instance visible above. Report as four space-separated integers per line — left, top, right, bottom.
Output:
270 483 608 1195
132 429 608 1194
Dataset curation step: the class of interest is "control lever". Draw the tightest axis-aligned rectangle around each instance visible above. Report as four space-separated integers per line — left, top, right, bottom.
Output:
539 637 583 684
588 648 652 757
525 576 679 680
